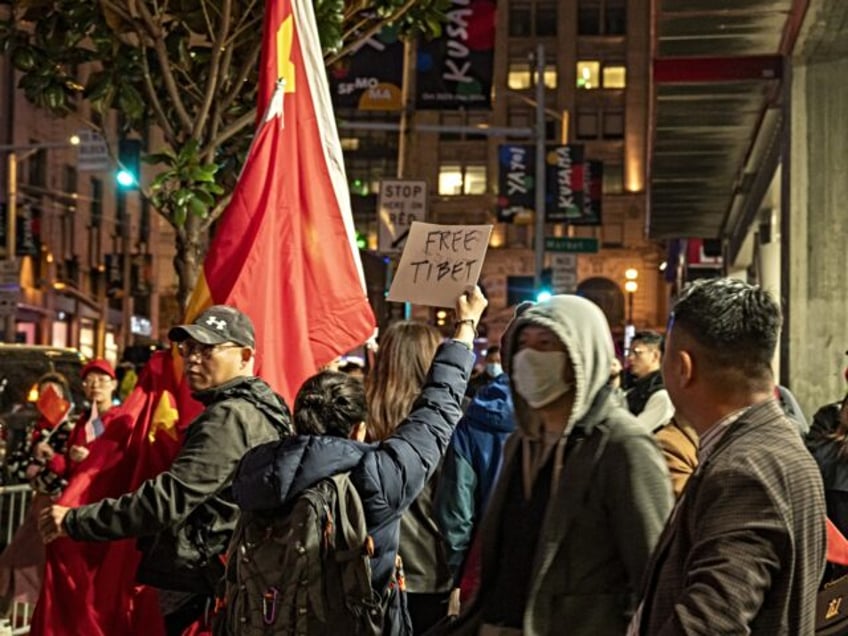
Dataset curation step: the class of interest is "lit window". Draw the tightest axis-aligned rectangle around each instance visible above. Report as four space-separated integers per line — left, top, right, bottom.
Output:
438 164 488 196
508 62 532 90
340 137 360 151
464 165 487 195
543 64 557 89
603 65 627 88
576 61 600 90
439 165 464 195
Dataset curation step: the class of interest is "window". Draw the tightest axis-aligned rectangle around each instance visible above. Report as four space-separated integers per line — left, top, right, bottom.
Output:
576 112 599 139
603 111 624 139
509 3 532 36
508 62 532 90
509 0 557 38
577 61 601 89
577 61 626 89
603 163 624 194
543 64 557 89
438 163 487 195
603 66 627 89
438 111 490 141
509 61 557 90
578 0 626 36
535 2 557 36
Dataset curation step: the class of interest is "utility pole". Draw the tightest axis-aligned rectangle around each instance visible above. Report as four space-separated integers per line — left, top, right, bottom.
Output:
533 44 546 291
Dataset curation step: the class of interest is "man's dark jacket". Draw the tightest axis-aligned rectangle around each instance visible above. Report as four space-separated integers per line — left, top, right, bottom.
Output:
233 341 474 597
63 376 292 593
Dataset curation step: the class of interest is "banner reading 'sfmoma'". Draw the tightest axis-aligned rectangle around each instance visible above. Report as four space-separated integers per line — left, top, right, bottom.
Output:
328 25 404 111
415 0 496 109
496 144 603 225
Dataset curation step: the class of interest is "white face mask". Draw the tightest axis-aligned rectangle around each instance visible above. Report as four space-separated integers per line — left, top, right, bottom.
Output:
512 349 574 408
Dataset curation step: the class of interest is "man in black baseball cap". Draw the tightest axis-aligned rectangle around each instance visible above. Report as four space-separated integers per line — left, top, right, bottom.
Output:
168 305 256 349
40 303 292 634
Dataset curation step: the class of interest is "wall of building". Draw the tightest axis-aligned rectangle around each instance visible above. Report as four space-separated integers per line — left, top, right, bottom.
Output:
786 57 848 417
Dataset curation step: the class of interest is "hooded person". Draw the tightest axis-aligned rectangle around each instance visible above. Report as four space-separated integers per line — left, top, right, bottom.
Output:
446 294 673 636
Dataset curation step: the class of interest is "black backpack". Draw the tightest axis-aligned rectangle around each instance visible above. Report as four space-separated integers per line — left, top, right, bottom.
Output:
214 473 391 635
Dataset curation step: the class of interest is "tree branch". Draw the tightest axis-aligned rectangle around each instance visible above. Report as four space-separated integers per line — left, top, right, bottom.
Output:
138 45 177 145
220 36 261 112
223 0 260 47
193 0 232 138
326 0 419 66
203 106 256 154
132 0 194 132
199 193 233 234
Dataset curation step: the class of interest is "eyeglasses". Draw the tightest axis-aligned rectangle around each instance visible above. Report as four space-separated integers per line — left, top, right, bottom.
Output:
177 341 241 361
627 348 648 358
83 376 113 388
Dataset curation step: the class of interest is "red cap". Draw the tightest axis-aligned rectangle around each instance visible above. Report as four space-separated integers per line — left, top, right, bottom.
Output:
81 359 116 380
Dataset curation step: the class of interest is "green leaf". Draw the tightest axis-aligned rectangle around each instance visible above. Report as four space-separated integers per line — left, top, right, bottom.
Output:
188 195 208 218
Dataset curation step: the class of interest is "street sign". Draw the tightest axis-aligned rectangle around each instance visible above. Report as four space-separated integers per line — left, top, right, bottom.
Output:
551 254 578 294
377 179 427 253
544 237 599 253
76 129 110 172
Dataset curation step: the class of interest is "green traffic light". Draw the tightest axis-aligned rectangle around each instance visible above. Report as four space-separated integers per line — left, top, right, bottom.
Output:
116 169 136 188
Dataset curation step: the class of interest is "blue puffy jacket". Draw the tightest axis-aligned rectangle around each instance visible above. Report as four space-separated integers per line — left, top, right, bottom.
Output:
434 373 516 580
232 340 474 595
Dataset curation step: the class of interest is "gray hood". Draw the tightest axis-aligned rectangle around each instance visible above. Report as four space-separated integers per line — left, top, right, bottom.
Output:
506 294 615 438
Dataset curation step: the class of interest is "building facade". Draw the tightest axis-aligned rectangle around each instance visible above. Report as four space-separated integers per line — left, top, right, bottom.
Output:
0 39 174 362
342 0 667 351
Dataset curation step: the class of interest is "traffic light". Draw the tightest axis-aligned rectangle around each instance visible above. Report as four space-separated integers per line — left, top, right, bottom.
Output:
116 139 141 189
536 267 553 302
355 230 368 250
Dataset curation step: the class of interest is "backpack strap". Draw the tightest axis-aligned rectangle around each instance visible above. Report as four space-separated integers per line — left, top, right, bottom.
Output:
329 474 382 627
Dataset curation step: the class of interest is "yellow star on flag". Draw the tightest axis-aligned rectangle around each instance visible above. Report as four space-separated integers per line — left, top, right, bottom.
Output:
276 16 296 93
148 391 179 444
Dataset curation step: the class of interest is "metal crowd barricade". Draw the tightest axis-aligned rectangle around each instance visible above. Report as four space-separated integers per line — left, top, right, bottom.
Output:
0 484 35 635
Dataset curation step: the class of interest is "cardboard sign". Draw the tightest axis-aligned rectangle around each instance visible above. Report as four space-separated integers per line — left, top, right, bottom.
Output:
387 222 492 308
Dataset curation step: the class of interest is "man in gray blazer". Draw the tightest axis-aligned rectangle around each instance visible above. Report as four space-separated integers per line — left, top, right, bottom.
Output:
631 278 826 635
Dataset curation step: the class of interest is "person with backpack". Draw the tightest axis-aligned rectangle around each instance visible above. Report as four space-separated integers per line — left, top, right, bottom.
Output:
37 305 293 635
221 287 487 635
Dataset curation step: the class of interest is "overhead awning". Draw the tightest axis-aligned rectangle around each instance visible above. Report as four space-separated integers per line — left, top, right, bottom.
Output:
648 0 804 239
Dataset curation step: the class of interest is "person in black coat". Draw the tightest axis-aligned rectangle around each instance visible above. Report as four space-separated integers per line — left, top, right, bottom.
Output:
231 288 487 634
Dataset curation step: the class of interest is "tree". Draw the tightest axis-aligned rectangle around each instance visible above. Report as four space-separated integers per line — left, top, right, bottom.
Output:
0 0 449 310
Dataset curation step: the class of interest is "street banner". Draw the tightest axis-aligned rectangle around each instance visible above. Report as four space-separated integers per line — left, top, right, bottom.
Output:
378 179 428 253
415 0 496 109
328 24 404 111
497 144 603 226
388 221 492 307
496 144 536 222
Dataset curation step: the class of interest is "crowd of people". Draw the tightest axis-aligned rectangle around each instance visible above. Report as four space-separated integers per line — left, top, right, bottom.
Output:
1 279 846 635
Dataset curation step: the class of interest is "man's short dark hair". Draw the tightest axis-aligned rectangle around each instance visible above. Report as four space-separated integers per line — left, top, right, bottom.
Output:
632 330 664 353
294 371 367 438
485 345 500 358
670 279 781 388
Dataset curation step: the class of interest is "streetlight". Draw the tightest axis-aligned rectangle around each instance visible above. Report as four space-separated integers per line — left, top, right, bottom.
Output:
624 268 639 326
1 136 81 342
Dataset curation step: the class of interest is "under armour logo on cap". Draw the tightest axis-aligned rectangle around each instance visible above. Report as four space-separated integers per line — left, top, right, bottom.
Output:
168 305 256 348
206 316 227 331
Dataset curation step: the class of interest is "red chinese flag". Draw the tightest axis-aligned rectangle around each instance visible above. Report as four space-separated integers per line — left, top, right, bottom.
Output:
30 352 195 636
36 383 71 427
182 0 376 405
827 517 848 567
